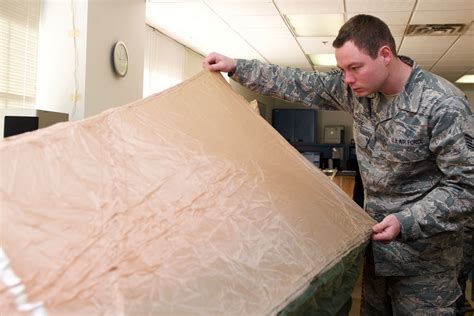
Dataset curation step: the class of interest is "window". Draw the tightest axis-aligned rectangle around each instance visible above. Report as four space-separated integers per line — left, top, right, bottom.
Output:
0 0 41 108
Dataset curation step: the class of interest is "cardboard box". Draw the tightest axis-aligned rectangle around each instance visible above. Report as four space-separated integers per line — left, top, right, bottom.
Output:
324 126 345 144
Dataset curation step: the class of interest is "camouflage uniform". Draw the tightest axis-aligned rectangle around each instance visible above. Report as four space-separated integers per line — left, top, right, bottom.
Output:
230 56 474 314
456 218 474 315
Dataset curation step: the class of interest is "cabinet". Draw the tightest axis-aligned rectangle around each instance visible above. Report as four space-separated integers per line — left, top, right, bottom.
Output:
272 109 316 143
272 109 358 170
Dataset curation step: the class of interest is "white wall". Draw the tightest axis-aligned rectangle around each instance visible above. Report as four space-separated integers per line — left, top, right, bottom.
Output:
85 0 145 117
36 0 88 120
36 0 145 120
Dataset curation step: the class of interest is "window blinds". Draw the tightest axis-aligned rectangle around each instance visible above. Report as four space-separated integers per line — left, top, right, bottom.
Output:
0 0 40 109
143 25 204 98
143 26 185 97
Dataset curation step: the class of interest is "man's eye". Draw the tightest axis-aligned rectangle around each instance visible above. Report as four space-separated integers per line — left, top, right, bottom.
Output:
351 66 360 71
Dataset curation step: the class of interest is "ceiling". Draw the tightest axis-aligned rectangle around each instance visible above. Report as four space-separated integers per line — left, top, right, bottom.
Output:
146 0 474 84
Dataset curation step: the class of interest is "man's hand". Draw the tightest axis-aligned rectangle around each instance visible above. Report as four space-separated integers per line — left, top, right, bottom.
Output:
202 52 237 73
372 214 401 243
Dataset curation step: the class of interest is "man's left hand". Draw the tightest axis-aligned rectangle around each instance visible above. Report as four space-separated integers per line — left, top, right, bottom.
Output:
372 214 401 243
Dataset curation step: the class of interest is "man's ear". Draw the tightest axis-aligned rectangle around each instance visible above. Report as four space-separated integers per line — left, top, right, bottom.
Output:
379 46 393 65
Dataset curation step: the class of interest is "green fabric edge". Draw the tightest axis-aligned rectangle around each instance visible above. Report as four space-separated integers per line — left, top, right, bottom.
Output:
278 242 368 316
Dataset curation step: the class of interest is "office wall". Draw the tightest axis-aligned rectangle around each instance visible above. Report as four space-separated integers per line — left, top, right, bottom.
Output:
85 0 145 117
36 0 88 120
36 0 145 120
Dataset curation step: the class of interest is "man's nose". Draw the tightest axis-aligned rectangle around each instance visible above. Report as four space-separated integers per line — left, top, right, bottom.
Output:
344 73 355 85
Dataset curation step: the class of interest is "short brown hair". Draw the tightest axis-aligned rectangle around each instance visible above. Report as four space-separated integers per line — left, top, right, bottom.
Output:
333 14 397 59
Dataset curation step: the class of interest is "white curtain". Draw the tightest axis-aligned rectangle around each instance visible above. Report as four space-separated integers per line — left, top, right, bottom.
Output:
0 0 40 109
143 26 185 97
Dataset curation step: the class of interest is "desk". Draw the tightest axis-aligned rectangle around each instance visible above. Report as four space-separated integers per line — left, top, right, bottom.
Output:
331 174 355 198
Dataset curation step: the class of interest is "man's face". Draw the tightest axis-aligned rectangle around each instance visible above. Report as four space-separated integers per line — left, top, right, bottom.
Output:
335 40 389 96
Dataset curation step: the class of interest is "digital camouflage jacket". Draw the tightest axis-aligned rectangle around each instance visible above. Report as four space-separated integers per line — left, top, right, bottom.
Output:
231 56 474 276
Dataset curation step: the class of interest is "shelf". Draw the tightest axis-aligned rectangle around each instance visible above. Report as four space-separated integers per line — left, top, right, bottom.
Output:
291 143 357 171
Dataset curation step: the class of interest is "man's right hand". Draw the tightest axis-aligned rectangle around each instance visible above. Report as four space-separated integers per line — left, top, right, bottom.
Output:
202 52 237 73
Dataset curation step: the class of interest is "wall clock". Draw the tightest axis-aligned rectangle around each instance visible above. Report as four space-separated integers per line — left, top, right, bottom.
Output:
113 41 129 77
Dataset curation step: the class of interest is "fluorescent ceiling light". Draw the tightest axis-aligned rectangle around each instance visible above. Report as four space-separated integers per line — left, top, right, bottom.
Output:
309 54 337 66
286 14 344 37
455 74 474 83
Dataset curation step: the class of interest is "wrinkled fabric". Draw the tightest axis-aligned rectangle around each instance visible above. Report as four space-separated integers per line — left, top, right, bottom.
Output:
0 71 374 315
231 56 474 276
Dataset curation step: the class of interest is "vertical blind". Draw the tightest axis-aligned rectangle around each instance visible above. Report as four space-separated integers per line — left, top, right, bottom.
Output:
0 0 40 108
143 25 204 98
143 26 185 97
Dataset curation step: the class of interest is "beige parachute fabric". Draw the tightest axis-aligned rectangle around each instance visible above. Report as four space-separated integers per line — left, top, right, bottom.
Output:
0 71 374 315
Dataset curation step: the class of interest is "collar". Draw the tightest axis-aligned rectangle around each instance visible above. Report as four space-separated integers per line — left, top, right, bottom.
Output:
396 56 424 113
369 56 424 124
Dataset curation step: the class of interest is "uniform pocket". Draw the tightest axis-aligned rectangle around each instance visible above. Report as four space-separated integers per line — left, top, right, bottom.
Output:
463 115 474 150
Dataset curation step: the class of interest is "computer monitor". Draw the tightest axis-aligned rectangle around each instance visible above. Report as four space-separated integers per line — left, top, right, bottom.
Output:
4 116 39 138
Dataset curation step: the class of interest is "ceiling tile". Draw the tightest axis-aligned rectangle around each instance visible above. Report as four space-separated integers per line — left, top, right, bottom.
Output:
435 58 474 67
393 36 403 50
239 29 297 59
431 64 472 72
146 2 263 60
225 15 286 28
398 36 458 54
238 27 293 39
416 0 474 11
417 62 436 69
148 0 202 3
404 51 444 61
408 55 439 64
298 36 403 55
346 13 409 37
146 2 219 32
202 0 272 2
206 1 277 16
286 14 344 36
347 11 411 25
464 23 474 35
274 0 344 14
389 25 407 37
247 36 302 58
346 0 416 12
298 37 336 54
447 36 474 54
411 10 474 24
431 71 467 82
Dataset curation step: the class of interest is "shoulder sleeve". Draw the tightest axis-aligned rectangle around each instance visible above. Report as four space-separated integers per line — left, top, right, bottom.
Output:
230 59 353 112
